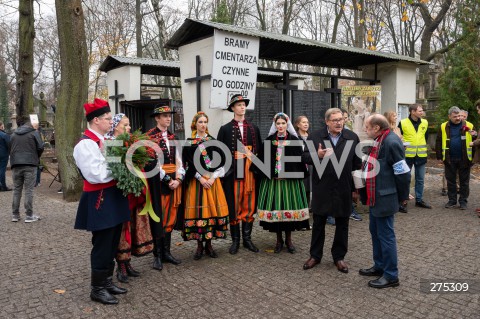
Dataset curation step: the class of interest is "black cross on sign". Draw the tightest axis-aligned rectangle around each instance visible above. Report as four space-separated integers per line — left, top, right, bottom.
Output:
184 55 211 112
109 80 125 114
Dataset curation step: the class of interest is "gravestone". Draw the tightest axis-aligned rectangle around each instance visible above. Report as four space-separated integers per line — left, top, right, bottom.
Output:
292 90 330 133
246 88 282 138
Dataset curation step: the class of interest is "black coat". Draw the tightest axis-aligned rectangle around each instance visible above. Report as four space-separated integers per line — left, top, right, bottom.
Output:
302 128 361 217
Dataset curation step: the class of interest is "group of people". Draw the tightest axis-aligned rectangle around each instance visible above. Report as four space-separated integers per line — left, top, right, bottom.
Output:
72 94 479 305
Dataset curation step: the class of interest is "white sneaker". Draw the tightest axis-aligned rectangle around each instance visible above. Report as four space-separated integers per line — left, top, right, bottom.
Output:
33 215 42 220
25 216 39 223
11 216 19 222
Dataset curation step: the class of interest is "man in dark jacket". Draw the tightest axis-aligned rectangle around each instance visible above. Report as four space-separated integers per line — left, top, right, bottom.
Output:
359 114 410 289
9 116 44 222
0 121 11 191
302 108 361 274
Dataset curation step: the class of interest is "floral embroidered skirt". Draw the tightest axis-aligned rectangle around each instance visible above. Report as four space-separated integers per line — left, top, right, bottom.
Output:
182 178 229 241
116 206 154 262
257 178 310 232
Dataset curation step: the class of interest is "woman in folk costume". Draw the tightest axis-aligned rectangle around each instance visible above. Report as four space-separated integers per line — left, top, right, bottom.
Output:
105 114 154 283
182 112 229 259
256 113 309 253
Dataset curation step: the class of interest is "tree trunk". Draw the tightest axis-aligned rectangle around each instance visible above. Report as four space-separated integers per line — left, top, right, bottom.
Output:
136 0 143 57
16 0 35 118
55 0 89 201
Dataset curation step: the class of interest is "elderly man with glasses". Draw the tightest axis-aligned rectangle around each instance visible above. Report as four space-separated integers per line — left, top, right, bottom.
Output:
302 108 362 274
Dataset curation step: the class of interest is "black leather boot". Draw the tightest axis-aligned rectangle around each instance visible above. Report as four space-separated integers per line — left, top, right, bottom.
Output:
90 271 118 305
242 221 259 252
116 261 129 283
161 232 181 265
152 238 163 270
229 224 240 254
125 261 140 277
105 276 128 295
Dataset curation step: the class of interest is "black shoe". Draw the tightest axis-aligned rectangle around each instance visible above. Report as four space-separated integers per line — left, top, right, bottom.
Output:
242 222 259 253
193 250 203 260
229 239 240 254
193 243 204 260
415 200 432 209
125 261 140 277
90 287 118 305
460 202 467 210
243 239 259 252
368 276 399 288
286 241 296 254
162 233 181 265
0 186 12 192
205 245 218 258
441 188 447 196
359 266 383 277
152 256 163 270
229 224 240 254
116 262 129 283
162 251 181 265
398 205 408 213
445 201 457 208
104 277 127 295
274 240 284 253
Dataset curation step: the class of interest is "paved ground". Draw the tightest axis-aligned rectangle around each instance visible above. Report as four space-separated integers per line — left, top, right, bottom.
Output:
0 166 479 318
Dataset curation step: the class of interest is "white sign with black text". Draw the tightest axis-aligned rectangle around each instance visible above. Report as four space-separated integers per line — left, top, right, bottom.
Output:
210 30 259 109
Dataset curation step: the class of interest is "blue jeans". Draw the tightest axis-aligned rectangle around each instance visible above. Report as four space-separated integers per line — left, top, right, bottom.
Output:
408 162 426 202
0 156 7 188
369 210 398 280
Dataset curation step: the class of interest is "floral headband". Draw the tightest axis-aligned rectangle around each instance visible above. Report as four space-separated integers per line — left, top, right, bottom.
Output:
105 113 126 139
273 112 290 122
150 105 176 117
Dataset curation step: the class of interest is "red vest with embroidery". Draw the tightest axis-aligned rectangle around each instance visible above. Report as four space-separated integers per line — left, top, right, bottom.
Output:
78 129 117 192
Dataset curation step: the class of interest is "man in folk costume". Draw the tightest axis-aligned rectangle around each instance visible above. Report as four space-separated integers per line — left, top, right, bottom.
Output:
359 114 410 288
73 98 130 305
146 105 185 269
217 94 262 254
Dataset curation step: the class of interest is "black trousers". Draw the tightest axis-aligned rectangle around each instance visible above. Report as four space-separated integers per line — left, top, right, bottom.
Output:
309 214 349 262
444 159 471 204
91 223 123 273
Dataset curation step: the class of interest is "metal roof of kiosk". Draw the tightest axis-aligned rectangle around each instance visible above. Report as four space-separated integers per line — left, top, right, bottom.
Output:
165 19 430 69
99 55 308 83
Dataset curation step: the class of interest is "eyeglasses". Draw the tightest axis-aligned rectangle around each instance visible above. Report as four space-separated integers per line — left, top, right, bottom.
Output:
329 118 344 123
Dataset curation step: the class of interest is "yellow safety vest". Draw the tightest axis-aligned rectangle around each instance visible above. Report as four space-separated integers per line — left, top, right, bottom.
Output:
400 118 428 158
441 121 473 161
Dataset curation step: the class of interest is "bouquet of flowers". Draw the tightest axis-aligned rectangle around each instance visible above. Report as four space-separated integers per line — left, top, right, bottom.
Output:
106 130 155 197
